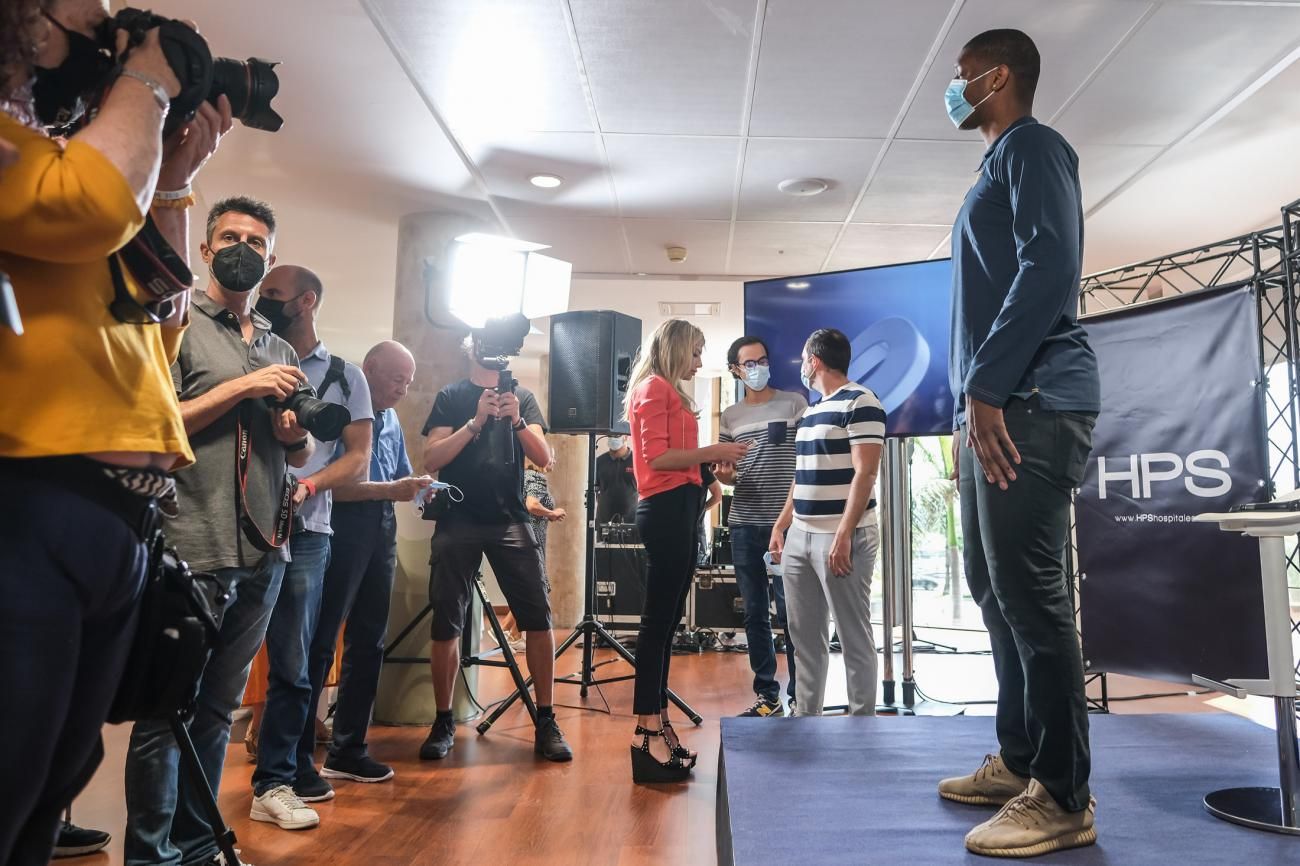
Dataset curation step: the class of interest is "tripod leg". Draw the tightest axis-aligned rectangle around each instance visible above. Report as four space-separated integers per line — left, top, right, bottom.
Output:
473 578 538 734
589 621 704 725
169 715 240 866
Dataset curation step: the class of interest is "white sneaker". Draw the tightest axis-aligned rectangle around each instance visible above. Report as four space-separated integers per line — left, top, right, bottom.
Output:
250 785 320 830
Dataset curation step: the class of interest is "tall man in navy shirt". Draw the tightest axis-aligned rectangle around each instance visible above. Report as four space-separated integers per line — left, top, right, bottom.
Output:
937 29 1100 859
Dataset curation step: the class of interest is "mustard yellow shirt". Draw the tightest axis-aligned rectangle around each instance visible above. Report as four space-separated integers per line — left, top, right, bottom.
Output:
0 113 193 467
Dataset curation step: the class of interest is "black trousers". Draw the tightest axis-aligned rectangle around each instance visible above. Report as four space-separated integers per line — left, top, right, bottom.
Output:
0 473 146 866
959 396 1096 813
299 501 399 767
633 484 701 716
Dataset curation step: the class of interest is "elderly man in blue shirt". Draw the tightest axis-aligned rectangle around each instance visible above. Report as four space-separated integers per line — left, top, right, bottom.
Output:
296 340 433 800
937 29 1101 859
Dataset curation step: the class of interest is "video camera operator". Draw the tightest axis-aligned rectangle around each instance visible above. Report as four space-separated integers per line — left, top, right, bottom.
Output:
419 324 574 765
0 3 230 864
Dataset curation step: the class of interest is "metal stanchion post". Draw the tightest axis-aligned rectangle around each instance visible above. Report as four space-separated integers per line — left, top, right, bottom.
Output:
879 444 897 709
893 439 916 708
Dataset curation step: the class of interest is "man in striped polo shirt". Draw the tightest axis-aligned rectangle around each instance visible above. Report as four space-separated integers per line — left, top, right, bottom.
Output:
716 337 807 717
770 328 886 717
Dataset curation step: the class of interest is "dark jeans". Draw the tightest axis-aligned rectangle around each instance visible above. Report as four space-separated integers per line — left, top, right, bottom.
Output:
0 475 146 866
252 531 330 794
125 555 285 866
959 396 1095 813
633 484 701 715
299 502 398 768
730 523 796 701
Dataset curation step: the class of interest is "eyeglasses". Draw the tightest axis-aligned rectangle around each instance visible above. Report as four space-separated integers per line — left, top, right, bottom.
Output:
734 357 770 370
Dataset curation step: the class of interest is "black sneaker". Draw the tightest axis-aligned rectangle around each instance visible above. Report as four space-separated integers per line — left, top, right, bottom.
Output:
53 821 110 858
322 754 395 783
534 716 573 762
420 716 456 760
739 696 785 717
293 766 335 803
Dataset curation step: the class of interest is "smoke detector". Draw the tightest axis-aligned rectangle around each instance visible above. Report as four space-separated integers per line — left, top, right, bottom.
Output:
666 245 688 263
778 177 829 196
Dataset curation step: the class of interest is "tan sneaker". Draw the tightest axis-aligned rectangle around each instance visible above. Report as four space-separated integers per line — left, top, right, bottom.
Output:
938 753 1030 806
964 779 1096 858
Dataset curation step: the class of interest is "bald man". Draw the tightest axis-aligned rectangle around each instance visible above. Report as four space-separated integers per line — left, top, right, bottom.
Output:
250 266 375 818
296 341 433 796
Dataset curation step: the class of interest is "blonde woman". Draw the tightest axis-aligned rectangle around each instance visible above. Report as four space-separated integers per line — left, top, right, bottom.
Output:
624 320 749 783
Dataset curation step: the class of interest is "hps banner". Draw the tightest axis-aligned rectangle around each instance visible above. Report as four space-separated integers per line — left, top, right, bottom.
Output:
1076 283 1270 684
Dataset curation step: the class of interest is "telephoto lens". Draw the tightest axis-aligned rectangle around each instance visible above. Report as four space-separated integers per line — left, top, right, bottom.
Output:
266 391 351 442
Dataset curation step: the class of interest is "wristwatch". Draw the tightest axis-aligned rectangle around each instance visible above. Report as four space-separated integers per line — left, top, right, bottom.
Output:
512 419 527 431
285 438 309 452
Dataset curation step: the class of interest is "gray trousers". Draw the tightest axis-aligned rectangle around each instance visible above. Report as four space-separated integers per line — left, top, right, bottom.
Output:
782 524 879 716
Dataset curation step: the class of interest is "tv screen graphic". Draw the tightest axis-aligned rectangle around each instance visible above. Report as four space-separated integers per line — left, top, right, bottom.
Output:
744 259 955 438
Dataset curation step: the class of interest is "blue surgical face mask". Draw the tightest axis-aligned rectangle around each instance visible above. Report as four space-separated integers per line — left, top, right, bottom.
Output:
743 365 770 392
945 66 997 128
607 437 625 452
799 361 815 393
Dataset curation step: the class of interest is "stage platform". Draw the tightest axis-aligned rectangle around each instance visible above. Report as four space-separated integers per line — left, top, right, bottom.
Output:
717 713 1297 865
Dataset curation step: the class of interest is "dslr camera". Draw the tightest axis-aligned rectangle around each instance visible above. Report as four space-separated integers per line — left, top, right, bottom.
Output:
111 8 283 135
266 384 351 443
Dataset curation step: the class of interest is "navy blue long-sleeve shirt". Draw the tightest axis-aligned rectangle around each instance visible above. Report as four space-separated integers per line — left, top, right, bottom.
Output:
949 116 1099 429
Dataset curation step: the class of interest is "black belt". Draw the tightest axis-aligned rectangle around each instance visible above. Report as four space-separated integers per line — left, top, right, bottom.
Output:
0 455 163 543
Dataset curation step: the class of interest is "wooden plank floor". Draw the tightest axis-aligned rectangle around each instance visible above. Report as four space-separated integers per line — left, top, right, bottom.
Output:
68 638 1218 866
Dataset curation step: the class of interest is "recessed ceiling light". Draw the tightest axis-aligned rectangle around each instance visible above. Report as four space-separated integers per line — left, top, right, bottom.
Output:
778 178 829 197
529 173 563 189
787 281 810 290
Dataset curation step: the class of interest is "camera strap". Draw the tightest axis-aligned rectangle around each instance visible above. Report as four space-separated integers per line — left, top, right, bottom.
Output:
235 404 294 551
119 215 195 303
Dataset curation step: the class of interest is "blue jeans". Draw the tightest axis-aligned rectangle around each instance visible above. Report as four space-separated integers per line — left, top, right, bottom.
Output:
299 502 398 767
730 523 796 702
124 554 285 866
252 531 329 794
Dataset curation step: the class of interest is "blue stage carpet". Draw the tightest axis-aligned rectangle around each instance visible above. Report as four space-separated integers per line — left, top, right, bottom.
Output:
717 713 1297 865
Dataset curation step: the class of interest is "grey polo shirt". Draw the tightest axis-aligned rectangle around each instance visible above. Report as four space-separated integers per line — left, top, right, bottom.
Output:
168 292 300 571
295 342 373 535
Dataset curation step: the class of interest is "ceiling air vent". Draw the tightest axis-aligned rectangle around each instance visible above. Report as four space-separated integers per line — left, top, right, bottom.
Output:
658 302 720 317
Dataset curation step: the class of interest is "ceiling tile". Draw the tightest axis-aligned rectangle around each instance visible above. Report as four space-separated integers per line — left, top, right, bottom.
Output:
457 131 614 217
1056 2 1300 146
366 0 592 134
739 138 883 221
897 0 1155 142
825 224 953 271
604 136 741 220
623 219 732 274
749 0 953 138
729 222 841 276
568 0 757 135
853 139 985 225
507 216 630 274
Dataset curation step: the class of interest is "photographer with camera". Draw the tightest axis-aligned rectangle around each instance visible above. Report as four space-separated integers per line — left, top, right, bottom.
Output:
247 264 375 816
419 329 574 764
0 3 231 864
123 197 322 864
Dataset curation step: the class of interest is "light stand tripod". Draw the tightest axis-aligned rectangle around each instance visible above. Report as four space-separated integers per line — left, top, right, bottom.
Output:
380 572 538 730
480 432 703 728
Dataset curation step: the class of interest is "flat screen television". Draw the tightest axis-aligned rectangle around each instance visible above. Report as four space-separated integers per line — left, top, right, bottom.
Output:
744 258 955 438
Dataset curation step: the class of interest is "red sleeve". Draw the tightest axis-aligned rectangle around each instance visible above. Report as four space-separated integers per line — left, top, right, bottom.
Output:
632 377 673 466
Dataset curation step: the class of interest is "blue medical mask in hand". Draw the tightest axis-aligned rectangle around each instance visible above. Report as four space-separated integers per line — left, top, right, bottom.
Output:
945 66 998 127
743 365 771 392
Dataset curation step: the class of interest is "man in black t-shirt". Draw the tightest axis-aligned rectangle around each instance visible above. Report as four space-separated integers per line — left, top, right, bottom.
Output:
418 340 573 764
594 435 638 525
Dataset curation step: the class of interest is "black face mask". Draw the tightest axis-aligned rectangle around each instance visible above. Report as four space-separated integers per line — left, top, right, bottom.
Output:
210 242 267 293
32 14 113 128
254 293 302 335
